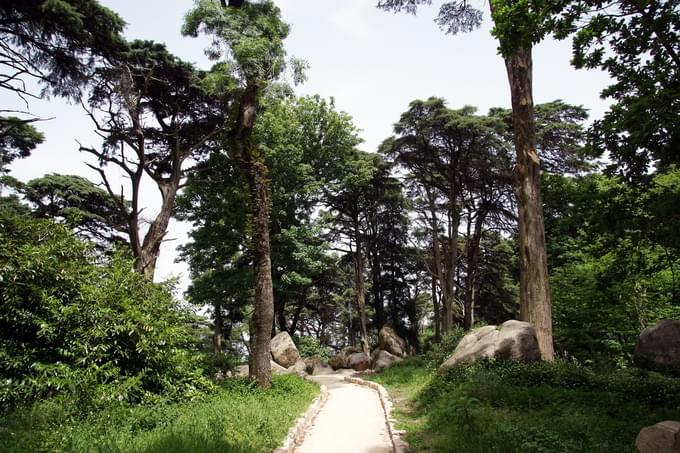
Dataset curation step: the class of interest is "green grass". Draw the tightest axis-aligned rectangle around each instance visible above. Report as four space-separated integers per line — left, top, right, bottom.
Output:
0 375 318 453
369 358 680 452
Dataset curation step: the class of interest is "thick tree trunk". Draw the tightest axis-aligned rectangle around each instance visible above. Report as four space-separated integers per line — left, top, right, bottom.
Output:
134 182 178 280
354 217 370 356
432 273 441 342
463 213 483 331
442 208 459 332
427 189 453 334
213 304 223 354
504 47 554 360
230 82 275 387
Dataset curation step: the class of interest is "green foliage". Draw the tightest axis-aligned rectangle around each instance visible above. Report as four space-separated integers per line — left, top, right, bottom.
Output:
372 358 680 452
421 327 466 368
0 374 319 453
0 117 44 173
293 336 331 360
0 212 211 408
0 0 125 99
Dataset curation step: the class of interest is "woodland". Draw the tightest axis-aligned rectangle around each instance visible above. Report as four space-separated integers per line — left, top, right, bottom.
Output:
0 0 679 452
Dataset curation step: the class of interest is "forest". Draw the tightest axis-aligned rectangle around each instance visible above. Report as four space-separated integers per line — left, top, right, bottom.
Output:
1 0 679 452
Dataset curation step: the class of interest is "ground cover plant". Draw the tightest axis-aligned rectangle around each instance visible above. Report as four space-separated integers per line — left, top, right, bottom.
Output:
370 358 680 452
0 374 318 453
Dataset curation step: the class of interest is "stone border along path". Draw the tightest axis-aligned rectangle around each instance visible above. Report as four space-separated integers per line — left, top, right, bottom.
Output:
275 372 408 453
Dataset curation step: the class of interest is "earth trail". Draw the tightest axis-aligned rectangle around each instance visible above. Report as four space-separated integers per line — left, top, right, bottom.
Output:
294 373 393 453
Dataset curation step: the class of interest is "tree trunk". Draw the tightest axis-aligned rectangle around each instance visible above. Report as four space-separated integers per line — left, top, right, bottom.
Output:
463 212 483 331
213 304 223 354
504 46 554 360
432 273 441 342
354 215 370 356
231 82 275 387
427 188 452 334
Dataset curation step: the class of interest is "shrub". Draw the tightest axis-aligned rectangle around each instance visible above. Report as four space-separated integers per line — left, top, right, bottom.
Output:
294 335 331 360
0 213 212 409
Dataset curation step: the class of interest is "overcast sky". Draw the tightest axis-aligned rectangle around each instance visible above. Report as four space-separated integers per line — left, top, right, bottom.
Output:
5 0 612 295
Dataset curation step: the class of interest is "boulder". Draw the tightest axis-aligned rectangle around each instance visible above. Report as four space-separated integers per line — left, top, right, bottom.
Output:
304 355 322 374
439 320 541 372
378 326 407 357
348 352 371 371
371 349 403 371
329 346 360 370
287 359 308 377
312 363 334 375
634 320 680 371
235 360 287 377
270 331 300 368
636 421 680 453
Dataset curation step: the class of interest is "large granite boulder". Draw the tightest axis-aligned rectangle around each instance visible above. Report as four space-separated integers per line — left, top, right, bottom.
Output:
439 320 541 372
634 320 680 371
378 326 407 357
348 352 371 371
371 349 403 371
636 421 680 453
329 346 360 370
270 331 300 368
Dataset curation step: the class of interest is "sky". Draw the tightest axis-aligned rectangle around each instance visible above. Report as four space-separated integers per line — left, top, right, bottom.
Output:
5 0 612 296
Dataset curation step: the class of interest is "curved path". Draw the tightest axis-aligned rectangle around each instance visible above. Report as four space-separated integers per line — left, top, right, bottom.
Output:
294 373 393 453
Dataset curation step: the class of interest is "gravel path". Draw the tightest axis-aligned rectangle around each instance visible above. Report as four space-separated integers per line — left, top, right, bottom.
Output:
294 374 393 453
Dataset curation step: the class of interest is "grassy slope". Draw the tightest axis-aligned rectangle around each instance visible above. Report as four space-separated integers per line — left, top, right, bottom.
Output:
0 375 318 453
370 357 680 452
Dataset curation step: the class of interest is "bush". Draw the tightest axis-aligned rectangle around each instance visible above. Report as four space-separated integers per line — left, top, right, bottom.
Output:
0 213 212 409
421 327 466 369
294 335 331 360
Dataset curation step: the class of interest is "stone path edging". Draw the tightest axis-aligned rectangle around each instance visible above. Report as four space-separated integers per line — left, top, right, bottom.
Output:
343 376 409 453
274 383 329 453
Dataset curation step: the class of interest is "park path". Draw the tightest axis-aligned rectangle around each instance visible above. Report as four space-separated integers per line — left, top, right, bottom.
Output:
294 373 393 453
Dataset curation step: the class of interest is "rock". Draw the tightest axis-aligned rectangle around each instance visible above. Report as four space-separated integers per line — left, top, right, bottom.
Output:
312 363 334 375
271 360 287 375
304 355 322 374
236 364 249 378
635 421 680 453
371 349 403 371
348 352 370 371
634 320 680 371
329 346 360 370
439 320 541 372
235 360 287 377
378 326 407 357
287 359 308 377
270 331 300 368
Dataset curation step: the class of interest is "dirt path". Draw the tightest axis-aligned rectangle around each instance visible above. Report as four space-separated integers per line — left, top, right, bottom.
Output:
294 374 393 453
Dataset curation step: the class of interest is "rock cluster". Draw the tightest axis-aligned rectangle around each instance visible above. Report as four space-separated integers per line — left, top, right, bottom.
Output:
327 327 406 372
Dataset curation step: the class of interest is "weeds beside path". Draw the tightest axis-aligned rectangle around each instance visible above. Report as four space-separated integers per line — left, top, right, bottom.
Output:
369 357 680 452
0 375 318 453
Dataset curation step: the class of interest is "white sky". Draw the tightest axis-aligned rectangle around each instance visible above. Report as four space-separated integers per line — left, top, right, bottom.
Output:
5 0 612 296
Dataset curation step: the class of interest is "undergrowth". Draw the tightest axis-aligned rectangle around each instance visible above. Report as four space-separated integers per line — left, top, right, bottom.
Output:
371 358 680 452
0 374 318 453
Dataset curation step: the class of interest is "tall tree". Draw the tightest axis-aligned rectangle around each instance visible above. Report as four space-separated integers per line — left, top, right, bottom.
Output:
378 1 568 358
183 0 296 387
81 40 227 279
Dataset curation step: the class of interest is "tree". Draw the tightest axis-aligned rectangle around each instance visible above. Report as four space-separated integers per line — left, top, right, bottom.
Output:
81 40 227 279
378 0 562 359
0 0 125 103
24 173 128 249
0 117 44 175
556 0 680 178
183 0 299 387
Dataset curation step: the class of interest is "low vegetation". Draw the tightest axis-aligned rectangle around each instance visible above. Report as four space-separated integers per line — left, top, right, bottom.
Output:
371 357 680 452
0 375 318 453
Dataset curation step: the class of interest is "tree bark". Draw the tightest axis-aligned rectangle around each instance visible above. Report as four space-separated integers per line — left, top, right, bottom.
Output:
432 272 441 342
504 47 554 360
213 304 224 354
230 82 275 387
354 214 370 356
463 212 483 331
